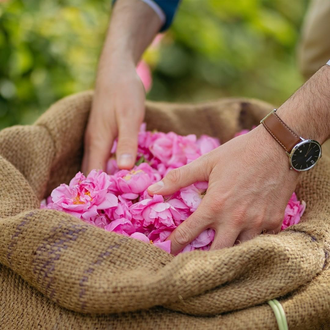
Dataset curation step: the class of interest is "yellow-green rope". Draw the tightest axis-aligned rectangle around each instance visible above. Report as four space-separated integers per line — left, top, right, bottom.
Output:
268 299 288 330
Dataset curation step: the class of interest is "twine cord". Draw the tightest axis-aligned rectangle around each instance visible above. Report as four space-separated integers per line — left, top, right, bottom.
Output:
268 299 288 330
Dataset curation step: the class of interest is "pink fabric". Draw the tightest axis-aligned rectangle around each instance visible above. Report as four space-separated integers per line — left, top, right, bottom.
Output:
137 60 152 92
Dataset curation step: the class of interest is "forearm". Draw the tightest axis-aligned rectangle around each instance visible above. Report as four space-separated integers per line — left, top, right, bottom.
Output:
277 65 330 144
99 0 162 70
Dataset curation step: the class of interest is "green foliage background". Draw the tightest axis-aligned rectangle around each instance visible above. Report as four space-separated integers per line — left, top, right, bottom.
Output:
0 0 308 129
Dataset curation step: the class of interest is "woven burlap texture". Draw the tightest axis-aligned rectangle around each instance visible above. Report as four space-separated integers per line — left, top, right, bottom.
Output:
1 91 330 329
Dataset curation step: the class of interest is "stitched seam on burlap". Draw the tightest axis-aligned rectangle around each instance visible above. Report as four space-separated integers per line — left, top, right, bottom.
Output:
286 229 330 270
324 250 329 270
263 122 288 151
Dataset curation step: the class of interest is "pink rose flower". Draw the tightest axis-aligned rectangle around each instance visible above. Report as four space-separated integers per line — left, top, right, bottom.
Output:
150 132 200 167
94 215 110 228
130 194 183 229
197 135 220 155
149 133 177 165
49 170 118 220
181 229 215 253
130 232 171 253
105 218 136 236
180 182 208 212
148 228 172 243
106 158 118 175
281 193 306 230
105 196 133 224
130 232 150 243
115 163 157 195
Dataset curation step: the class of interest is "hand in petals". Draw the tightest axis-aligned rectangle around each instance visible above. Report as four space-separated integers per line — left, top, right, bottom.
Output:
82 59 145 174
148 126 300 254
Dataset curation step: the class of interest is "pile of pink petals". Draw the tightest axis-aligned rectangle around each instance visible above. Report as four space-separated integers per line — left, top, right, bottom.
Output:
42 124 306 254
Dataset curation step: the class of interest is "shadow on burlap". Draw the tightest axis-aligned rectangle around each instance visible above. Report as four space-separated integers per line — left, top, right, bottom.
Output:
0 91 330 329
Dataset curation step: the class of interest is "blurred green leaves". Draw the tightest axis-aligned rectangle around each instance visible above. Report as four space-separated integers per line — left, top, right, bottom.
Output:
0 0 307 129
149 0 307 103
0 0 109 128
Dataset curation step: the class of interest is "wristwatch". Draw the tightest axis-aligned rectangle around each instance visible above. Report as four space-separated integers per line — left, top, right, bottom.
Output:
260 109 322 172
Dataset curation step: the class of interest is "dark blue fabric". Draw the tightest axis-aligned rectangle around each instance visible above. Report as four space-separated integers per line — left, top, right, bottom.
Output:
112 0 180 31
153 0 180 31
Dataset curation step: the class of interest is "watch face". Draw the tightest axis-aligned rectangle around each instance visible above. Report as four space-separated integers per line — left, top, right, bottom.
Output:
290 140 322 171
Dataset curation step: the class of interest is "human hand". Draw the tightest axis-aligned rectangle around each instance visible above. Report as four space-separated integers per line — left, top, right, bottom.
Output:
82 57 145 174
148 125 300 254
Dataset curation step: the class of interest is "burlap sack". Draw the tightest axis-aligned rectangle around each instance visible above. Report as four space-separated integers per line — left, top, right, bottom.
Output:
1 91 330 329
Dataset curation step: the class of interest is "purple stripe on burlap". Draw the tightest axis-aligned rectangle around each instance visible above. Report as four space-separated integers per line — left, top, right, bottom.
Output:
7 211 36 265
33 222 88 300
79 238 126 312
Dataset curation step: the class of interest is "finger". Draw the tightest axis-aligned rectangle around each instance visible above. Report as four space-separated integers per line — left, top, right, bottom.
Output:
168 206 211 255
81 150 89 174
148 157 211 196
210 225 240 250
265 224 282 235
236 228 261 244
82 121 115 175
261 210 284 235
236 218 282 243
116 120 140 170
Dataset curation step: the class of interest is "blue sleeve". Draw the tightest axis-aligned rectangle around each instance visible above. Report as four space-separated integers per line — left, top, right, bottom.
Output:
112 0 180 32
153 0 181 31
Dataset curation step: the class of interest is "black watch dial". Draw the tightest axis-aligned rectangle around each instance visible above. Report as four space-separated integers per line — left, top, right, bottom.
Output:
290 140 322 171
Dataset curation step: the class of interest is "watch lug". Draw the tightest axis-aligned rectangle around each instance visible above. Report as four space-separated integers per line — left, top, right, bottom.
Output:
260 109 276 124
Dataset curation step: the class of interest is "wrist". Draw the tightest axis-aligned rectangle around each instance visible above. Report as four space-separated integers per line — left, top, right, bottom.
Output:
258 107 323 172
100 49 135 70
96 51 136 87
250 125 300 179
103 0 162 66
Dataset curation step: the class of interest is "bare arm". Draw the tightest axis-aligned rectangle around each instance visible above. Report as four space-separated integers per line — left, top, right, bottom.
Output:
277 65 330 144
148 64 330 254
83 0 162 174
101 0 162 66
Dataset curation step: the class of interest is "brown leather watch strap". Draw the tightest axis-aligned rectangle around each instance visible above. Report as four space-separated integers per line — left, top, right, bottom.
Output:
261 109 301 153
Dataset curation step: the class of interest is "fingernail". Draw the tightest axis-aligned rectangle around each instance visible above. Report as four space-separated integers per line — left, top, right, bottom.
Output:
148 181 164 193
118 154 133 168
